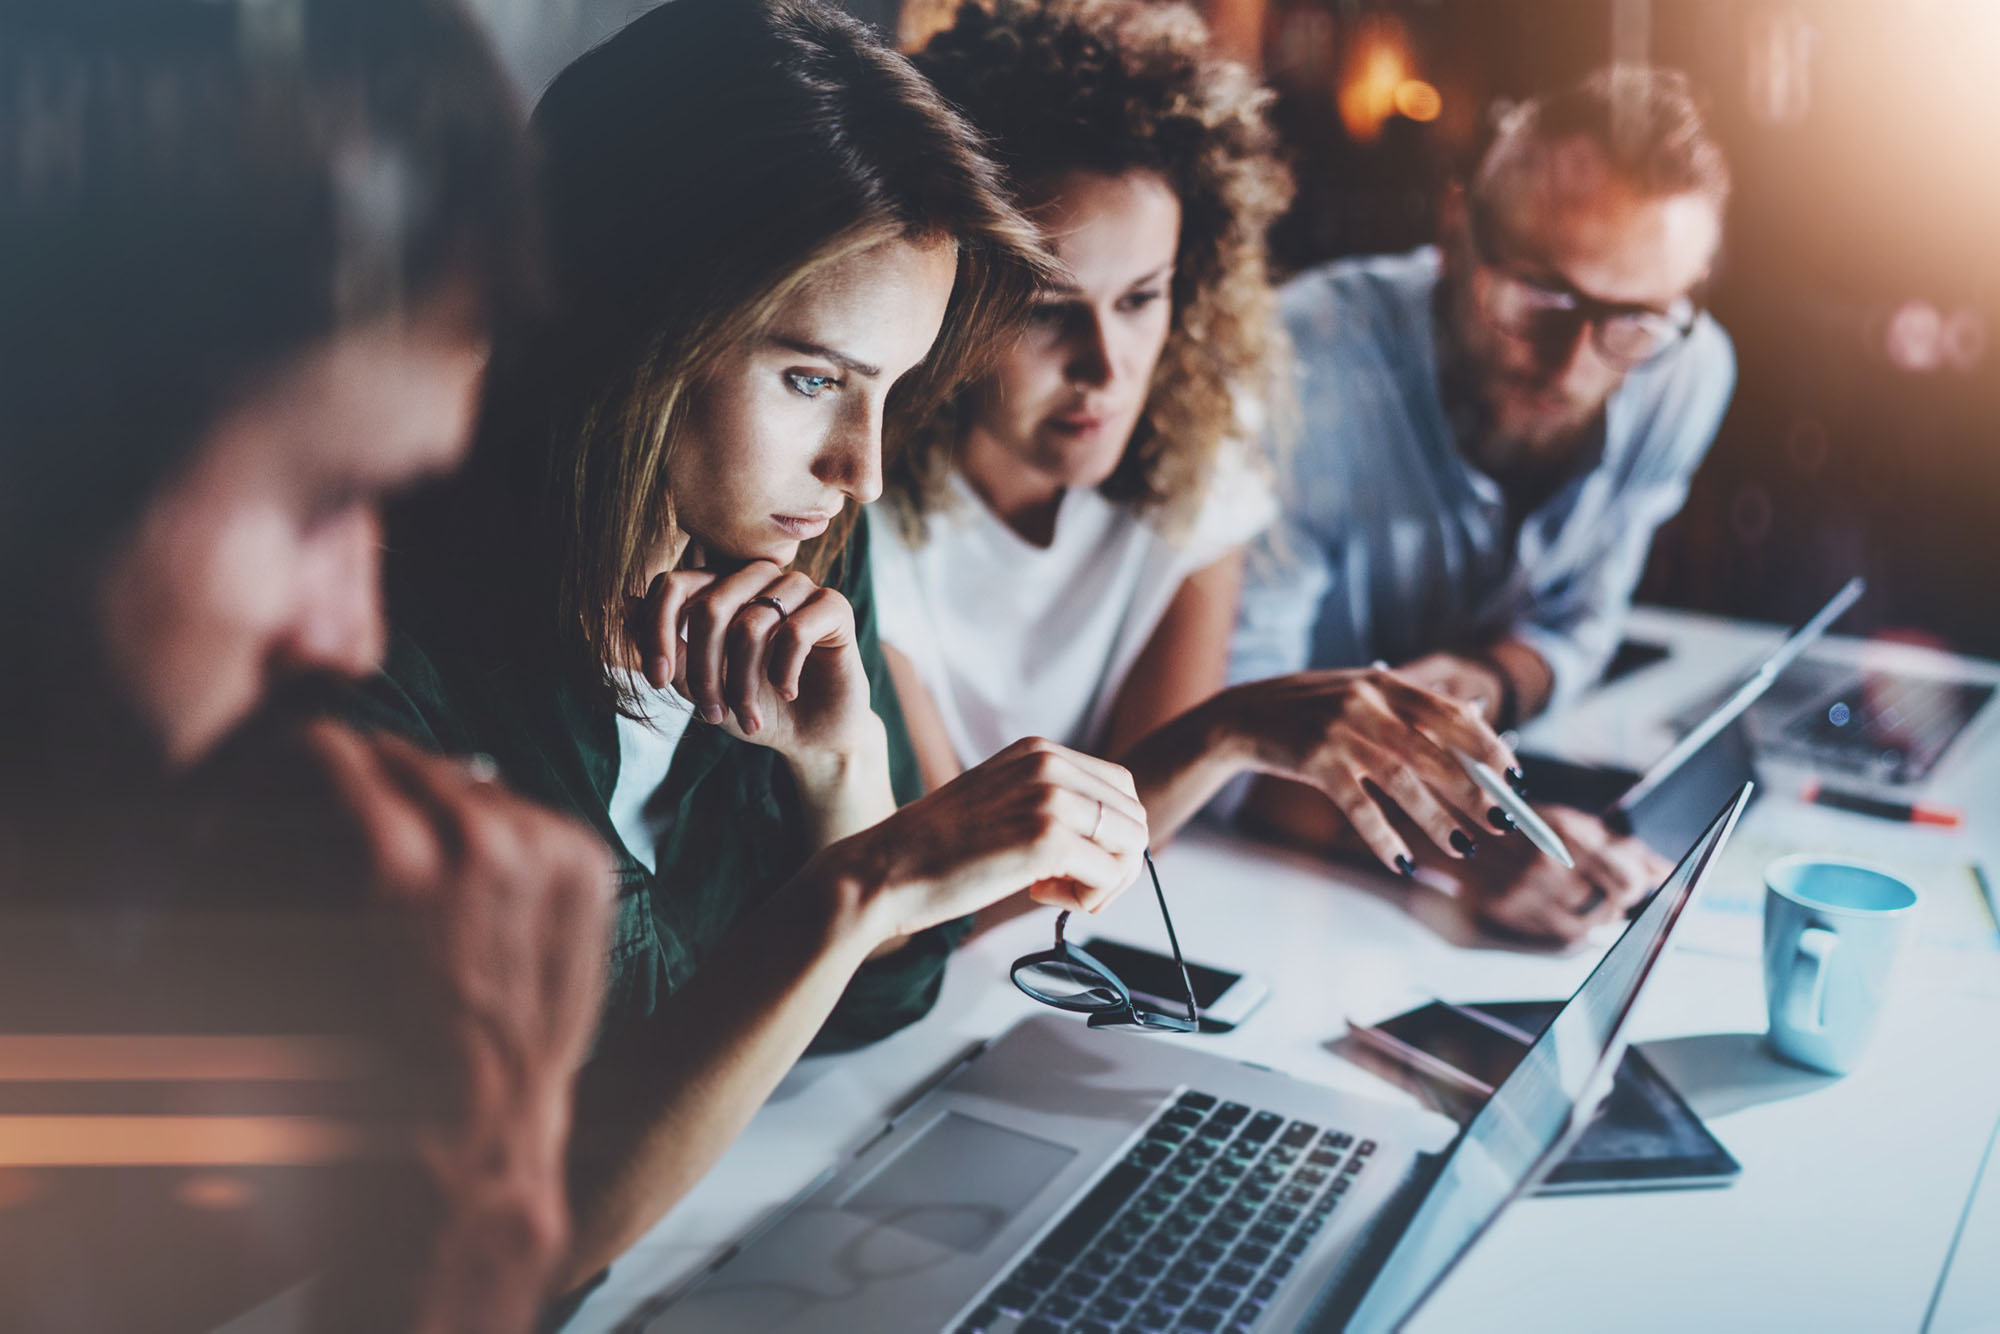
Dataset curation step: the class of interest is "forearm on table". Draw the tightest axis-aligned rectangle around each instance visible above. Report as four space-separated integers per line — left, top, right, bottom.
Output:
556 866 883 1292
1116 694 1255 847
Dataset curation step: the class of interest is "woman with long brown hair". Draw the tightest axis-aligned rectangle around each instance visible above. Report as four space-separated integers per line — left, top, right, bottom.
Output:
878 0 1523 870
346 0 1149 1291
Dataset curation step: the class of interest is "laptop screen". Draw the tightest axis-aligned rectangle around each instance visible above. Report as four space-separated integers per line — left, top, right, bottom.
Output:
1614 575 1861 820
1336 785 1749 1334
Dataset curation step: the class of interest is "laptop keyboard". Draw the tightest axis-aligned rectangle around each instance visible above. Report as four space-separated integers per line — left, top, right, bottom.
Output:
1778 674 1993 784
956 1090 1375 1334
1670 661 1994 787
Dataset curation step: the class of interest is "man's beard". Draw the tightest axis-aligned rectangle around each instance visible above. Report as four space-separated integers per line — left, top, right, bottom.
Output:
1464 378 1604 477
1434 279 1606 480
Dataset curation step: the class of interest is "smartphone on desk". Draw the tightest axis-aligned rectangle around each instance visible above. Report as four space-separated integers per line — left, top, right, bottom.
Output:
1344 999 1532 1101
1077 936 1268 1032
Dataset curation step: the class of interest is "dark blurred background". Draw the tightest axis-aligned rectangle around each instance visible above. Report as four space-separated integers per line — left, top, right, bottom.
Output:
479 0 2000 658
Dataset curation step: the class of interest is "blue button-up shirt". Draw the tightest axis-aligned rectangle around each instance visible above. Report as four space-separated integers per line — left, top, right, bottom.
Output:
1230 247 1735 713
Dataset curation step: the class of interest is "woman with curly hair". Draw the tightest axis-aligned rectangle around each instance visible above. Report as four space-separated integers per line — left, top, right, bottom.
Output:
878 0 1525 870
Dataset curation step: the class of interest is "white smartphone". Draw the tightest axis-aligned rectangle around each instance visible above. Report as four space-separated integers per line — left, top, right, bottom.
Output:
1078 935 1269 1032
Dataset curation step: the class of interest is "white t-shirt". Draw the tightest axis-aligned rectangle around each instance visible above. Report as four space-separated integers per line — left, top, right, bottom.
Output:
870 458 1275 769
606 671 694 874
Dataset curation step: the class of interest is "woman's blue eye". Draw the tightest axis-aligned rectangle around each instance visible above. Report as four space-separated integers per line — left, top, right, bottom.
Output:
785 372 841 398
1117 289 1163 314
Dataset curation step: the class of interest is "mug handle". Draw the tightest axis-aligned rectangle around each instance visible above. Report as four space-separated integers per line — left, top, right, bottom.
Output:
1783 926 1838 1032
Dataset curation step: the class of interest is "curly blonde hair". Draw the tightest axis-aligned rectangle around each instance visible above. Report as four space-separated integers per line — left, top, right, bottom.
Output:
892 0 1295 540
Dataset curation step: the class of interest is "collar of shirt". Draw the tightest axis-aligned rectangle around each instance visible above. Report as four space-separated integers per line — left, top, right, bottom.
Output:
948 470 1126 575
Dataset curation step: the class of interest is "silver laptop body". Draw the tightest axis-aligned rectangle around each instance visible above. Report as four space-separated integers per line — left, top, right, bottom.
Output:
633 786 1751 1334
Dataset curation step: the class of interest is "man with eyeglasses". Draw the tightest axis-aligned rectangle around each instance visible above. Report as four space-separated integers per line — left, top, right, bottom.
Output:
1232 67 1733 943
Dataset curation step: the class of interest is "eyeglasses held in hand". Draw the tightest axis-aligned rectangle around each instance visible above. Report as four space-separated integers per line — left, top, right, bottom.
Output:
1011 850 1200 1033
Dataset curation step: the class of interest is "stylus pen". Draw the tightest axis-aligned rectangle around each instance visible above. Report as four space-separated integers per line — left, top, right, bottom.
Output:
1801 779 1963 829
1460 754 1574 868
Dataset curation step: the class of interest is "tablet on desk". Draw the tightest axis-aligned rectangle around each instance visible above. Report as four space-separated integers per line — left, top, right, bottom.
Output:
1351 1000 1741 1193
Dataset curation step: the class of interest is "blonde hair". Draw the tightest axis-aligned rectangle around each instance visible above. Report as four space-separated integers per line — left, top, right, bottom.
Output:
891 0 1295 542
414 0 1055 715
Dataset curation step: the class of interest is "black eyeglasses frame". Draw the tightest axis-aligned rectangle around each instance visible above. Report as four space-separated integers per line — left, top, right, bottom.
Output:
1463 192 1700 369
1010 850 1201 1033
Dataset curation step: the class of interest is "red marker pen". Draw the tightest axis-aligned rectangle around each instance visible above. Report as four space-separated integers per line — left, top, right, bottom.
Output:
1801 780 1963 829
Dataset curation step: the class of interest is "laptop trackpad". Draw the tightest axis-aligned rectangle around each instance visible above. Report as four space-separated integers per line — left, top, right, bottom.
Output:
840 1112 1076 1255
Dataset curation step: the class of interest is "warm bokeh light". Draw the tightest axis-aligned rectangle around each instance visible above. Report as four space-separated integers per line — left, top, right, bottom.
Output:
1336 16 1415 143
898 0 958 51
1884 300 1944 373
174 1172 258 1212
0 1035 374 1082
1393 79 1442 123
0 1116 378 1167
0 1168 43 1213
1942 308 1986 372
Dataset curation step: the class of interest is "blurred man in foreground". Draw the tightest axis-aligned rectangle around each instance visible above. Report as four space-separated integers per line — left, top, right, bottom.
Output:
0 3 612 1328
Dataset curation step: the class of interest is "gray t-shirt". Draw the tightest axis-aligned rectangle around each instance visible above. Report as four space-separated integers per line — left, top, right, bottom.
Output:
1231 246 1735 713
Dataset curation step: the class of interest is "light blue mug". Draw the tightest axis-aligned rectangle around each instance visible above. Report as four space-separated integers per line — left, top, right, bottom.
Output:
1763 856 1919 1075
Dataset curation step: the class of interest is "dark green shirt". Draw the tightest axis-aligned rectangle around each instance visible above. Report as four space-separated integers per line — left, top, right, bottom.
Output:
337 511 963 1054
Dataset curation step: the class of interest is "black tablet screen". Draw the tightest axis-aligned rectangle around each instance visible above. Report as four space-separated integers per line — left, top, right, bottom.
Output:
1384 1000 1740 1190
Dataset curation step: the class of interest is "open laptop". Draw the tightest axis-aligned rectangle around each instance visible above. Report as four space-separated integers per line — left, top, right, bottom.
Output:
630 785 1752 1334
1670 654 1992 790
1523 577 1862 856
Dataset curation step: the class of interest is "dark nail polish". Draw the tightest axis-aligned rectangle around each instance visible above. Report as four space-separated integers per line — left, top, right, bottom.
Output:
1489 806 1517 832
1505 767 1529 798
1450 830 1480 858
1394 854 1416 878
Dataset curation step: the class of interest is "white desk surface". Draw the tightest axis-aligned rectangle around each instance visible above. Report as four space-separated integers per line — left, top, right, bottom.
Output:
570 608 2000 1334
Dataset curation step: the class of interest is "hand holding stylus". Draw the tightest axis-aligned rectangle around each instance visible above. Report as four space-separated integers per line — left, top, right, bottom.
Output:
1461 806 1669 944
